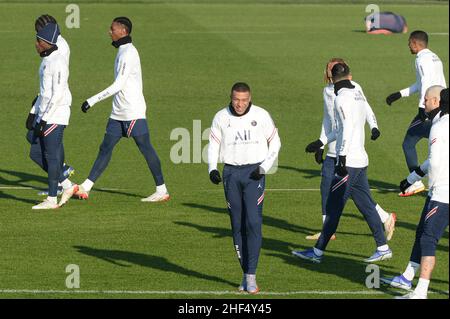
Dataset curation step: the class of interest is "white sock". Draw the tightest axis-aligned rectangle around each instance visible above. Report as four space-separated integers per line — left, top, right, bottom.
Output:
322 215 326 224
375 204 389 223
156 184 167 194
377 244 389 252
402 261 420 281
47 196 57 204
246 274 256 282
414 278 430 297
81 179 94 192
61 179 72 190
313 247 324 256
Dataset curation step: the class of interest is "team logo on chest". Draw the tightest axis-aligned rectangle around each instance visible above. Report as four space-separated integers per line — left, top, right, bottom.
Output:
251 120 257 126
235 130 251 141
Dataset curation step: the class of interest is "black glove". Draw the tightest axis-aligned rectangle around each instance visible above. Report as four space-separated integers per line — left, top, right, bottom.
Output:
305 139 324 153
386 92 401 105
209 170 222 184
418 107 427 122
335 155 348 177
33 120 47 137
250 166 265 180
31 95 39 107
81 101 91 113
26 113 36 130
371 127 381 140
314 149 324 165
399 179 412 194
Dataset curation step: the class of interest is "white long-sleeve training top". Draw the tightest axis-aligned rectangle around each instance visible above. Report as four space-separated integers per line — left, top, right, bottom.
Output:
57 35 70 67
208 104 281 173
319 82 378 158
87 42 147 121
407 112 449 203
399 48 446 109
320 83 372 168
31 48 72 125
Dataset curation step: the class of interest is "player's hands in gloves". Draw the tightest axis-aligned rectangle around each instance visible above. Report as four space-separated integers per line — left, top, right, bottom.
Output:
81 101 91 113
250 166 265 180
305 139 324 153
26 113 36 130
315 149 324 164
335 155 348 177
371 128 381 140
386 92 401 105
34 120 47 137
209 170 222 184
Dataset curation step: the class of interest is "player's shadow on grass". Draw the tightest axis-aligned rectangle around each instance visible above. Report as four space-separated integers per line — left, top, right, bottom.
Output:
0 169 47 187
182 203 369 238
267 251 399 295
94 188 142 199
174 221 365 260
278 165 399 194
0 191 37 205
344 213 449 252
0 169 47 204
73 245 236 287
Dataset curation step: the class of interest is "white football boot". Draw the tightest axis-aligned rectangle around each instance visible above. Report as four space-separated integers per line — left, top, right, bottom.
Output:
246 274 259 295
32 199 59 210
59 184 79 206
399 180 426 197
395 291 427 299
141 191 170 202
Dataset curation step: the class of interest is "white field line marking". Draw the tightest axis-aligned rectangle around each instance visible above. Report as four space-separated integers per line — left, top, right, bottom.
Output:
0 186 124 191
0 289 447 296
0 186 399 192
170 31 282 34
429 32 449 35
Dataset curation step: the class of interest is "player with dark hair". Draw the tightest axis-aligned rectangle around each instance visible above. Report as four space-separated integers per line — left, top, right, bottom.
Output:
208 82 281 294
30 23 72 209
27 14 75 197
304 58 396 241
59 17 169 205
293 64 392 263
385 30 446 197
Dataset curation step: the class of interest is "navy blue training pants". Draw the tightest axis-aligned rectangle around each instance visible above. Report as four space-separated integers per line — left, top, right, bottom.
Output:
315 166 387 251
27 124 65 197
27 129 70 184
410 196 449 262
403 114 432 172
87 118 165 186
223 163 265 275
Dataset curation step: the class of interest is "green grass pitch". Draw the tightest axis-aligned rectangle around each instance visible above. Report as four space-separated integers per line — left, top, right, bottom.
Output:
0 1 448 299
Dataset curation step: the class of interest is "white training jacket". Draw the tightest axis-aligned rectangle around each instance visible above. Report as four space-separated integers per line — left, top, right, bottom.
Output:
57 35 70 67
320 82 372 168
399 48 446 109
31 48 71 125
208 104 281 173
407 112 449 203
320 82 378 158
87 42 147 121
